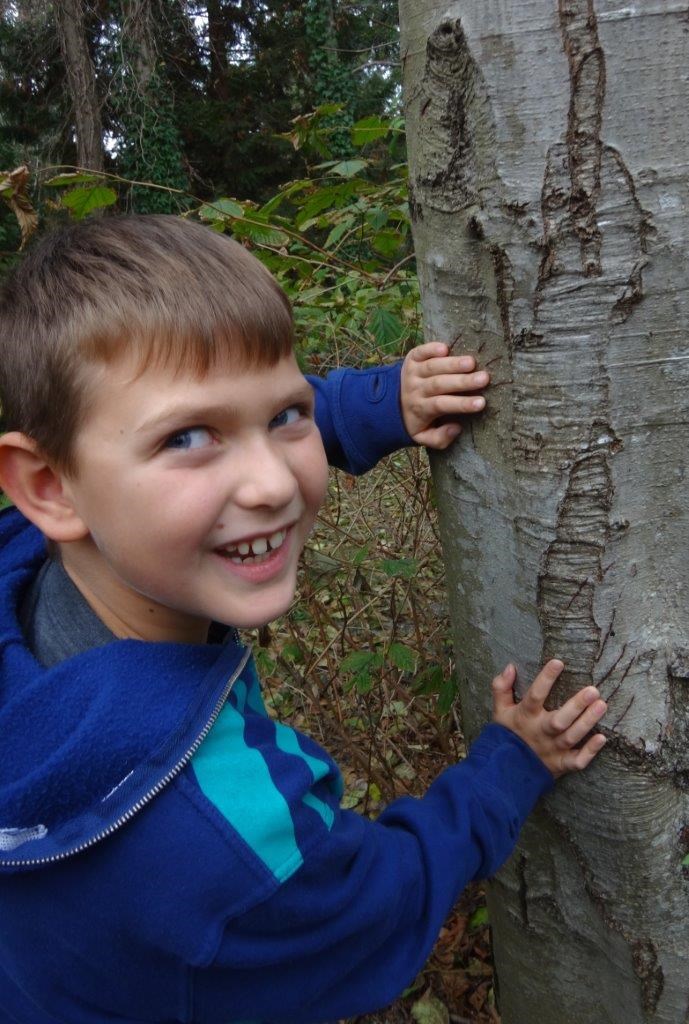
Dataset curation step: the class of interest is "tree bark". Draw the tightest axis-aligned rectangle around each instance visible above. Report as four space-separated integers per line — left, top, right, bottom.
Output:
398 2 689 1021
53 0 103 170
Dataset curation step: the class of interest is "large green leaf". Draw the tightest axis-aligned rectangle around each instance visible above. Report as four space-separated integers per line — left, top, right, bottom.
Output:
351 116 390 148
61 186 117 219
370 307 404 352
198 198 244 221
388 642 416 673
232 217 289 247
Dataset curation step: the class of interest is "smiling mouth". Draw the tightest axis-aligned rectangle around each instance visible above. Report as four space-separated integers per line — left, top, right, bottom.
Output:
216 528 288 565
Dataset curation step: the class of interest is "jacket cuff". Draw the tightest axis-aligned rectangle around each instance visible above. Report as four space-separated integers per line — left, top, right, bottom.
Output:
330 362 415 474
468 723 554 822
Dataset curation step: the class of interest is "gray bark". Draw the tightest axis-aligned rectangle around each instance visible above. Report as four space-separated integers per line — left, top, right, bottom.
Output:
398 2 689 1021
53 0 103 170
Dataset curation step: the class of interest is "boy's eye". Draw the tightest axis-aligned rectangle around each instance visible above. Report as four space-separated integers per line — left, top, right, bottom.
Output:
164 426 214 451
269 405 304 429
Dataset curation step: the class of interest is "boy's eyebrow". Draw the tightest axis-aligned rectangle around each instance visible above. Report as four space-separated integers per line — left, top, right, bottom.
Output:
134 383 315 435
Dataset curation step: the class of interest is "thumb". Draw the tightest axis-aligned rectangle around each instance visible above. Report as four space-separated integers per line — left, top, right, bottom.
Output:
413 423 462 449
492 663 516 714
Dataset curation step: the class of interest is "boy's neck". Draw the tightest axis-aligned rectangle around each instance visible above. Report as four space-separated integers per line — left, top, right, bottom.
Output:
58 540 212 645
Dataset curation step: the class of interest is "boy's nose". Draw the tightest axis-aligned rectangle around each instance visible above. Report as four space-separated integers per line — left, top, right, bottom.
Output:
232 439 299 510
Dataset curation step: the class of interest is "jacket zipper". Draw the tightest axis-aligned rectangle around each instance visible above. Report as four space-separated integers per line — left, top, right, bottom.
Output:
1 646 251 869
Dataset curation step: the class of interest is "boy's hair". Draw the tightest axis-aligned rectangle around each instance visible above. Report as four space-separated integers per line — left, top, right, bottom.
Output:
0 214 294 473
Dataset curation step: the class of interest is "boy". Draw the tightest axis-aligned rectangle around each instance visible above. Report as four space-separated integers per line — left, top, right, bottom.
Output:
0 216 606 1024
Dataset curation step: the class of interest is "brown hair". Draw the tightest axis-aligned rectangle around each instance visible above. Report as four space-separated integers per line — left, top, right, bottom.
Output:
0 214 294 473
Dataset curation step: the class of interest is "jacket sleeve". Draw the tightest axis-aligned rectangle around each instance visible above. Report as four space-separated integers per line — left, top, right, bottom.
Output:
307 362 416 475
191 723 553 1024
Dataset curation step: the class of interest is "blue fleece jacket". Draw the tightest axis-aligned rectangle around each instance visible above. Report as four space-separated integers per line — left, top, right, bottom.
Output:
0 363 553 1024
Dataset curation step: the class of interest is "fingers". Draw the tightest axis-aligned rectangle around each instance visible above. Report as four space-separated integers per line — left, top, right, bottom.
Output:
492 663 517 713
521 659 564 714
407 342 452 363
556 697 607 748
416 359 487 387
561 732 607 773
550 686 601 734
412 395 485 423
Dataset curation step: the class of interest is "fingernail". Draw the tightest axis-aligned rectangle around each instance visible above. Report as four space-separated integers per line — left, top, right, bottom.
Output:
472 397 485 410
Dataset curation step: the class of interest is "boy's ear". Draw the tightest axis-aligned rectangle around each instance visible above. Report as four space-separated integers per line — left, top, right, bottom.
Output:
0 432 89 542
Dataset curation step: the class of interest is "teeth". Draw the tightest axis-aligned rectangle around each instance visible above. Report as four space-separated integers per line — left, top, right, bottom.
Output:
220 528 288 562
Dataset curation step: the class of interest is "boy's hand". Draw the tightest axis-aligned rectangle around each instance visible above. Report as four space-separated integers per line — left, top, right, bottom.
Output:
492 660 607 778
400 342 489 449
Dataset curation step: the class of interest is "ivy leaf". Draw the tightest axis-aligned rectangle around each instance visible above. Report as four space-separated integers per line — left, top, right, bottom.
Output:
351 116 390 148
61 186 117 219
370 307 404 352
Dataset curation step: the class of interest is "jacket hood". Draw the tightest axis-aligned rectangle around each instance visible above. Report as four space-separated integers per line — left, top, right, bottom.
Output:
0 508 248 872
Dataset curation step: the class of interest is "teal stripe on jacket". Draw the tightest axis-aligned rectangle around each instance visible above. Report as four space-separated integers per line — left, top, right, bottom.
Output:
191 678 303 883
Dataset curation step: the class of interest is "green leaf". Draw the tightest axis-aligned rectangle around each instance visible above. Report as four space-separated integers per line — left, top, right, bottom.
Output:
330 159 369 178
232 218 289 247
388 642 416 673
469 905 489 930
372 229 405 258
341 650 378 674
437 677 459 716
351 116 390 148
61 186 117 219
282 642 304 663
355 671 373 695
198 197 244 221
253 648 276 677
368 782 382 803
352 542 371 566
324 219 353 249
413 665 444 695
370 307 404 352
295 186 344 227
45 172 103 187
380 558 418 580
411 992 450 1024
682 854 689 867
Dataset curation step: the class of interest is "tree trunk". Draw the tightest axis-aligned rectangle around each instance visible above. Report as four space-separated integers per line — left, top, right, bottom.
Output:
53 0 103 170
398 2 689 1021
121 0 157 91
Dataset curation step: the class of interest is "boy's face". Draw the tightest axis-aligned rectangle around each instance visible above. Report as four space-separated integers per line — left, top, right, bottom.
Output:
60 350 329 642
